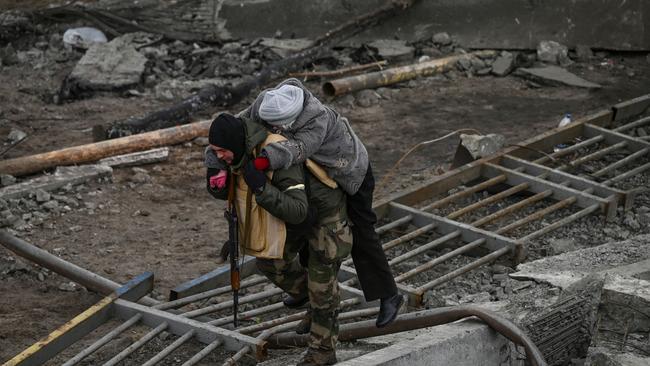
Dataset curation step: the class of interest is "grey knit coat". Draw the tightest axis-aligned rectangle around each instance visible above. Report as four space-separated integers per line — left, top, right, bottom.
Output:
238 78 369 195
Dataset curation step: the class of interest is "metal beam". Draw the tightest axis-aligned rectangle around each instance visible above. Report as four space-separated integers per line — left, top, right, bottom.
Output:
481 163 615 219
499 155 630 210
5 273 154 366
169 256 259 300
386 202 521 262
112 299 266 359
613 94 650 121
584 123 650 152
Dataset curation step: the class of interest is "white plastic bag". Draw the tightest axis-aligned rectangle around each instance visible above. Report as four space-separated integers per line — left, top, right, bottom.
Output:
63 27 108 49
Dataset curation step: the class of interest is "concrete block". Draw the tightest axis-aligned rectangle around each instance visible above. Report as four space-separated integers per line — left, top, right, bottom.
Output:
339 320 521 366
0 165 113 200
98 147 169 168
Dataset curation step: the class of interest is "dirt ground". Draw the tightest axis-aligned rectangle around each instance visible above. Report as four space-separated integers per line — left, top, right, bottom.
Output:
1 21 650 364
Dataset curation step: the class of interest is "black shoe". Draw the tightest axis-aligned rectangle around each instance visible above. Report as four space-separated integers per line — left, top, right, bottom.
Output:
283 294 309 309
295 316 311 335
215 241 230 265
376 294 404 328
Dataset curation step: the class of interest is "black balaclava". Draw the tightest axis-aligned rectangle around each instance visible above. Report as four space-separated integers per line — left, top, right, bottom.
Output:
208 114 246 165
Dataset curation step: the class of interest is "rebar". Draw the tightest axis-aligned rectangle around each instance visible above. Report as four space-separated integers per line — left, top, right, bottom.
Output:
63 314 143 366
417 247 511 291
496 197 577 235
180 340 222 366
614 116 650 133
592 148 649 177
602 162 650 185
557 141 628 171
420 175 507 211
388 231 461 266
447 182 530 220
471 190 553 227
394 239 485 283
376 215 412 234
182 288 284 318
208 302 285 327
154 276 268 310
141 330 195 366
102 322 168 366
520 204 600 242
533 135 605 165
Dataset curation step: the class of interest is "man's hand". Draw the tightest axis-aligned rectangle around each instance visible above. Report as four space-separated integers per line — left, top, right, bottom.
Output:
209 170 228 189
243 161 266 194
253 156 270 171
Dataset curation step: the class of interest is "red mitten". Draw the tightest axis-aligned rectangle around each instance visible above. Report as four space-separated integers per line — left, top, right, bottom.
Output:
253 156 270 171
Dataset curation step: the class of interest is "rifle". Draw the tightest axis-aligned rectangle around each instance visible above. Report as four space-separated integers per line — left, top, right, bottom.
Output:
225 174 240 328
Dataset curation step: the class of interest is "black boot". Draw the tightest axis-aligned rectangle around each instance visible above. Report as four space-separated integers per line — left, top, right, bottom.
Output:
215 241 230 265
283 294 309 309
295 310 311 334
376 294 404 328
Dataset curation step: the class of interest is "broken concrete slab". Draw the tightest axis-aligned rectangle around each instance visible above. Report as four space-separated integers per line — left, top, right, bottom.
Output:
516 66 602 89
599 275 650 333
338 320 520 366
67 34 147 91
98 147 169 168
537 40 571 66
491 52 515 76
367 39 414 63
511 234 650 288
586 347 650 366
0 165 112 200
259 38 314 58
460 133 506 160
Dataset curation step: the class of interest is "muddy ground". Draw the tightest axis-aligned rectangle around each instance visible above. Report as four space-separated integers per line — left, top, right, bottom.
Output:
1 20 650 364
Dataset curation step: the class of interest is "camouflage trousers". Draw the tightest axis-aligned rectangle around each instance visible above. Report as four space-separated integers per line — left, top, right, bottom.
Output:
256 213 353 351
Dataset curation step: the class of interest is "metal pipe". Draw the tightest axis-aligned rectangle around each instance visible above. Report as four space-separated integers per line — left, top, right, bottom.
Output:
394 239 485 283
520 204 600 242
388 231 461 266
267 306 548 366
322 51 497 96
141 330 195 366
602 162 650 185
376 215 412 234
496 197 576 235
0 231 158 306
182 288 284 318
557 141 627 171
180 339 222 366
471 190 552 228
343 223 436 266
62 314 142 366
420 175 507 212
154 276 268 310
446 183 530 220
208 302 285 327
613 116 650 133
102 322 168 366
533 135 604 165
417 247 511 291
592 148 649 177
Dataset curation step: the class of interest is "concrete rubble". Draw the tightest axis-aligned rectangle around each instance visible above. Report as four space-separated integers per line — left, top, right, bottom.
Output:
516 66 602 89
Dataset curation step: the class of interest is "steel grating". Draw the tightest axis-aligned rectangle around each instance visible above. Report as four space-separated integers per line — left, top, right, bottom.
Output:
6 94 650 365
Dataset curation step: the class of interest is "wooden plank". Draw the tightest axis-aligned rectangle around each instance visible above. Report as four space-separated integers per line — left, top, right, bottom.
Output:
0 165 113 200
613 94 650 121
4 273 153 366
112 299 266 359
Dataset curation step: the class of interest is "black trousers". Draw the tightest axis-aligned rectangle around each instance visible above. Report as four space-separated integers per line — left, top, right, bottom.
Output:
347 164 398 301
